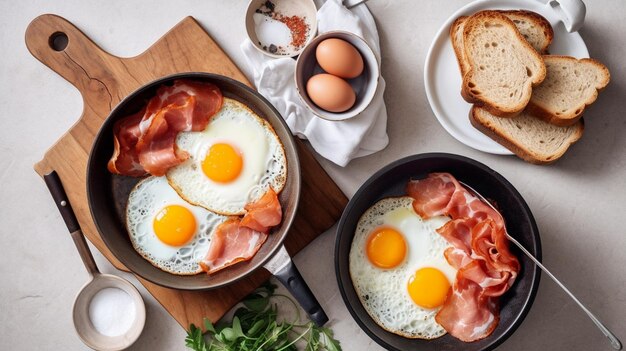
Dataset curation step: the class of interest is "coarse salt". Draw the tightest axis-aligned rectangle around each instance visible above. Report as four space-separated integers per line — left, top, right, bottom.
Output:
253 13 292 51
88 288 136 337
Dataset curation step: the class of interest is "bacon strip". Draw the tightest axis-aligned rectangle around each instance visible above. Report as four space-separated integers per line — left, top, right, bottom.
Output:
407 173 520 342
108 80 223 177
199 218 268 274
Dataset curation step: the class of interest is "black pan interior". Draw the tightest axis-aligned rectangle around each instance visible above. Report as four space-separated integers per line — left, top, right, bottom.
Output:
87 73 300 290
335 153 541 351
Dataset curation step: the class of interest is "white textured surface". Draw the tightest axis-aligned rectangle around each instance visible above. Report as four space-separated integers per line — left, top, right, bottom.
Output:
1 1 625 350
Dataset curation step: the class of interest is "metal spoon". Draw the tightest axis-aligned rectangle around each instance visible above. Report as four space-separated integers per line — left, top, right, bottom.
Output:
460 181 622 350
44 171 146 351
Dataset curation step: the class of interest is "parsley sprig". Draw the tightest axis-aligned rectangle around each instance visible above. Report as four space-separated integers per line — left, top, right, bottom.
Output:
185 283 342 351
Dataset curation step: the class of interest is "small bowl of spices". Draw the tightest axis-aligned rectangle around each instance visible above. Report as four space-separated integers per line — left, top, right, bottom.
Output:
245 0 317 58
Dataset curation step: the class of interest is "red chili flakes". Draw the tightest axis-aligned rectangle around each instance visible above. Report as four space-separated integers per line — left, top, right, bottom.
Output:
277 15 309 49
256 0 310 52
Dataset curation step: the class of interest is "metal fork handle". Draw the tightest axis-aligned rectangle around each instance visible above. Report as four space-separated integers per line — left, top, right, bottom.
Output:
459 181 621 349
506 234 622 350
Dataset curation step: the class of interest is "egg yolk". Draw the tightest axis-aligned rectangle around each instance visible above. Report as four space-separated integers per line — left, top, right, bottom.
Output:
202 143 243 183
407 267 451 309
366 227 407 269
153 205 196 246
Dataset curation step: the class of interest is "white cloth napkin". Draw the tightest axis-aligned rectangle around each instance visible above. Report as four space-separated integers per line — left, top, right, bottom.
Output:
241 0 388 167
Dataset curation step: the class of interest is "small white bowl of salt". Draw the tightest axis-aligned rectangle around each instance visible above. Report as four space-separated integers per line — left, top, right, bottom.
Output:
44 171 146 350
245 0 318 58
73 273 146 351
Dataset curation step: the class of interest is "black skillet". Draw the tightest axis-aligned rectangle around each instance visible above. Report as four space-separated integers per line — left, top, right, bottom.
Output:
87 72 327 326
335 153 542 350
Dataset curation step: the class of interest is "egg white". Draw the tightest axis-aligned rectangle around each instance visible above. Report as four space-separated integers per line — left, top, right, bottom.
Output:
349 196 457 339
166 98 286 215
126 176 227 275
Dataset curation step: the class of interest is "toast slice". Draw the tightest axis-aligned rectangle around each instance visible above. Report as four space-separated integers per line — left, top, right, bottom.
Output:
526 56 610 126
451 16 472 77
461 11 546 117
502 10 553 53
470 106 583 164
451 10 553 77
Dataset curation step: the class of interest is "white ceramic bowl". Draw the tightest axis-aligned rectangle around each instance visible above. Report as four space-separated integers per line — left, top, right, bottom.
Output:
295 31 380 121
245 0 317 58
72 274 146 351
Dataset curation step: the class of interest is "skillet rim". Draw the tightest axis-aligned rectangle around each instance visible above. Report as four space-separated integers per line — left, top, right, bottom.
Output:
86 72 301 291
334 152 542 351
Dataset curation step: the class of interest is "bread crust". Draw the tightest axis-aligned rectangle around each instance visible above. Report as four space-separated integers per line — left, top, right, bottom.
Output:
469 106 584 164
495 10 553 53
461 11 547 117
526 55 610 126
450 16 470 76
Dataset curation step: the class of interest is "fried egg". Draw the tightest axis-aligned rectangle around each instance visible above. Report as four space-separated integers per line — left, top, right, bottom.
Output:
349 196 457 339
126 176 227 275
166 98 286 215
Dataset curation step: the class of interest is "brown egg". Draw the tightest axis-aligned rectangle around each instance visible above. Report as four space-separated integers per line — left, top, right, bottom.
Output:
316 38 364 79
306 74 356 113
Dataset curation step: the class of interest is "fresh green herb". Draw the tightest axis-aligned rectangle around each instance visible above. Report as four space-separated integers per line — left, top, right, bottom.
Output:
185 283 341 351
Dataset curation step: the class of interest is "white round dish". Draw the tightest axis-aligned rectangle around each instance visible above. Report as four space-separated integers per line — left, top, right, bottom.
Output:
424 0 589 155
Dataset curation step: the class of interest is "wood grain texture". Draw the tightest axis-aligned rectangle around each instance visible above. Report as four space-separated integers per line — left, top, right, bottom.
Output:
27 14 347 328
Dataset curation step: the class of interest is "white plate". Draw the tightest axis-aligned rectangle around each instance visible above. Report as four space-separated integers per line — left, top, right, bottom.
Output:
424 0 589 155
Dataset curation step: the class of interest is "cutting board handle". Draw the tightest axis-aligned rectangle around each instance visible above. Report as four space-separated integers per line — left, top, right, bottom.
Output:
25 14 117 102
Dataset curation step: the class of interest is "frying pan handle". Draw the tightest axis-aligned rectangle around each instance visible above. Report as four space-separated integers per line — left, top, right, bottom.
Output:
267 246 329 326
274 260 329 326
44 171 80 233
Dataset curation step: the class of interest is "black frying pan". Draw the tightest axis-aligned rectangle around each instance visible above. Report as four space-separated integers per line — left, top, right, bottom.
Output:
87 72 327 326
335 153 542 350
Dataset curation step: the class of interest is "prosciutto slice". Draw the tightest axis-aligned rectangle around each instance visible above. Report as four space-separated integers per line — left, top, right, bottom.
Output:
435 277 499 342
199 218 268 274
107 108 147 176
407 173 520 342
199 188 283 274
135 96 194 175
240 188 282 233
108 79 223 176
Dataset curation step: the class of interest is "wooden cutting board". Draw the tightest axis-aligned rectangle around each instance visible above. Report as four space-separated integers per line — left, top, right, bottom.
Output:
27 14 347 328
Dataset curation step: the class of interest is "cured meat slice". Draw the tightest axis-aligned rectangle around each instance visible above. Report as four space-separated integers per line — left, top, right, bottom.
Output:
406 173 457 217
437 217 477 258
407 172 520 342
107 108 147 177
108 79 223 176
435 277 499 342
240 188 282 233
199 218 267 274
135 96 194 176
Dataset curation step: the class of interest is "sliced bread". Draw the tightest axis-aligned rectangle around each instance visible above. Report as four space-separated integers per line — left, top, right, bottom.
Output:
451 16 472 76
502 10 553 53
470 105 584 164
451 10 553 77
461 11 546 117
526 55 610 126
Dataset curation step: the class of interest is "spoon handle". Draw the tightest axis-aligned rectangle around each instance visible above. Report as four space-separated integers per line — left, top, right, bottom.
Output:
506 234 622 350
44 171 79 232
44 171 100 277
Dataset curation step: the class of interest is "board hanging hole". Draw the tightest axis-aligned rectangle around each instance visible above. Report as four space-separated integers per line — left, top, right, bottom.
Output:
49 32 68 51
